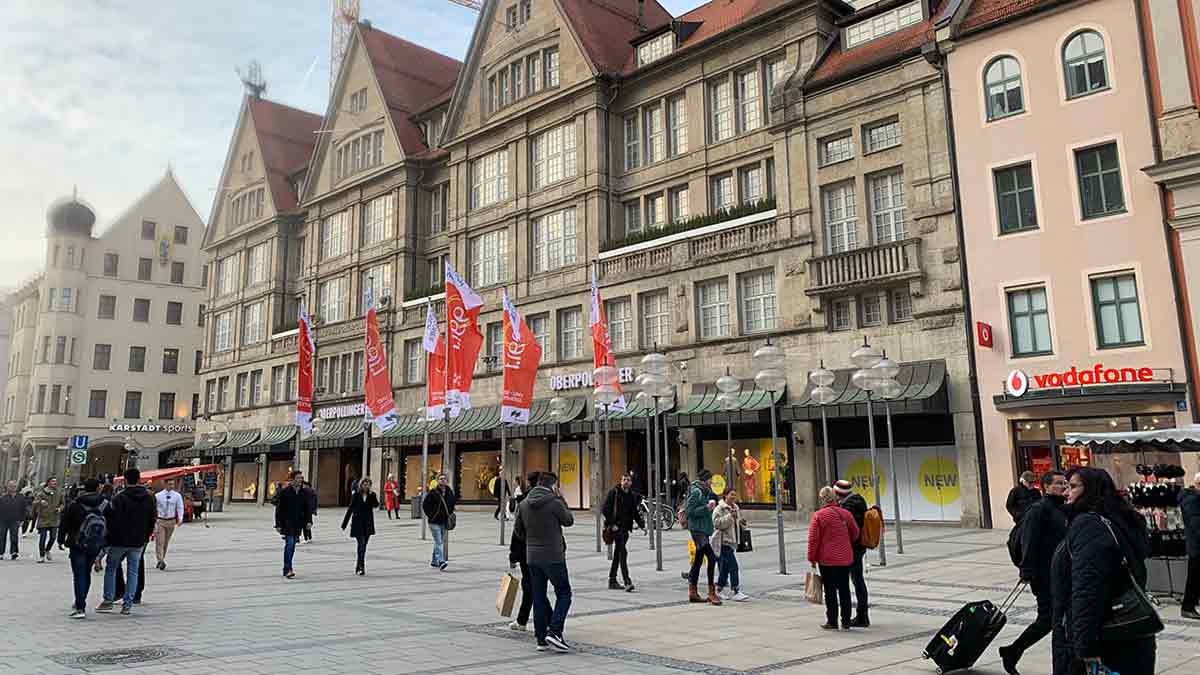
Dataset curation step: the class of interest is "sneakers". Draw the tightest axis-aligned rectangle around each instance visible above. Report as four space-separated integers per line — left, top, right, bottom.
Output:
45 551 52 562
820 622 838 630
608 579 623 590
545 634 570 653
156 561 166 571
438 561 448 571
732 591 750 602
429 561 438 568
284 570 296 579
508 621 527 632
849 616 870 628
717 587 732 600
69 609 85 619
1182 608 1200 620
36 554 44 563
535 642 548 652
624 581 635 593
120 605 131 616
95 601 114 613
8 553 15 560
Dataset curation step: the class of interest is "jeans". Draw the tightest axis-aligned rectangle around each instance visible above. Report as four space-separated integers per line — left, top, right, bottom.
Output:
430 524 446 565
69 546 98 610
113 549 146 603
282 535 298 574
530 560 572 641
516 561 534 626
0 520 18 556
608 528 631 583
819 564 852 626
1183 555 1200 611
104 545 143 607
849 549 869 619
38 527 57 557
716 545 740 592
355 535 370 570
688 532 717 586
1008 582 1053 657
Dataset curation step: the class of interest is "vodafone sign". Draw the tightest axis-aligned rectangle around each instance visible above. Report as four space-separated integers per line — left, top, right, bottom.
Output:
1004 363 1157 397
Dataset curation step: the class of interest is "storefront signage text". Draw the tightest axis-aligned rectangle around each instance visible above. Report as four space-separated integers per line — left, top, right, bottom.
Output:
108 423 194 434
549 368 634 391
1005 364 1157 397
318 403 367 419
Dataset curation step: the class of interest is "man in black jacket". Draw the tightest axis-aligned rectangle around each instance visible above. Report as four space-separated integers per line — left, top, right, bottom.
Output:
1005 471 1041 524
1181 472 1200 620
602 473 645 592
0 480 27 560
999 470 1068 675
98 469 156 615
422 473 457 571
834 479 871 627
274 471 311 578
513 471 574 653
58 479 105 618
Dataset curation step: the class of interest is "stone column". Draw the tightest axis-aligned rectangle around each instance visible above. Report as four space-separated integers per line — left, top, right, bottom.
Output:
256 453 268 507
790 421 818 523
223 456 234 504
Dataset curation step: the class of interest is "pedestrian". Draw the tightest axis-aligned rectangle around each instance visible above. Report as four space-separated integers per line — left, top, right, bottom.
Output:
671 473 690 507
1050 467 1156 675
0 480 27 560
712 490 749 601
833 479 870 626
57 478 106 619
98 468 156 615
1178 471 1200 620
807 485 859 630
33 477 64 563
508 472 539 633
512 471 574 653
422 473 456 571
274 471 311 579
153 478 184 571
341 476 378 576
301 480 318 543
493 473 509 520
93 484 114 573
601 472 644 592
383 474 400 520
1006 470 1041 524
684 469 722 605
999 470 1068 675
20 485 36 537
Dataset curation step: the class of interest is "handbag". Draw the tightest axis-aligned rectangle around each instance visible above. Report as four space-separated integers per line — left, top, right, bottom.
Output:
804 570 823 604
447 511 457 531
496 572 519 617
602 526 614 545
1095 516 1163 641
737 526 753 553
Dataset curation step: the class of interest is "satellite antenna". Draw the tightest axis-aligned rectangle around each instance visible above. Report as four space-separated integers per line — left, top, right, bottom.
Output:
237 60 267 99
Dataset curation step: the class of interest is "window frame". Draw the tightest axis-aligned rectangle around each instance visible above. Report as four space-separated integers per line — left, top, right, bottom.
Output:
819 132 855 167
984 56 1025 121
532 208 578 273
470 149 509 210
1007 286 1054 357
132 298 151 323
557 307 584 361
1063 30 1110 99
696 277 731 340
822 181 859 254
470 229 509 287
532 122 577 190
123 391 142 419
869 170 907 243
1075 142 1126 220
994 162 1039 234
166 301 183 326
606 297 633 352
739 269 777 334
1090 273 1144 348
863 118 902 153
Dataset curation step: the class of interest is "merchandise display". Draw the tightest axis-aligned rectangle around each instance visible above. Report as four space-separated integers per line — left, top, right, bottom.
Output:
1128 467 1187 559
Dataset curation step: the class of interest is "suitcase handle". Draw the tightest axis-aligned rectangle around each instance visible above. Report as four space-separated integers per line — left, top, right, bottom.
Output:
999 581 1028 613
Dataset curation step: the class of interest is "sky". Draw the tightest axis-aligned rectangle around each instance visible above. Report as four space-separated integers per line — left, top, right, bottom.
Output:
0 0 702 290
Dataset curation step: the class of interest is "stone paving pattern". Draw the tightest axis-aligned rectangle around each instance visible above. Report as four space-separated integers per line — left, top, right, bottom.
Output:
0 506 1197 675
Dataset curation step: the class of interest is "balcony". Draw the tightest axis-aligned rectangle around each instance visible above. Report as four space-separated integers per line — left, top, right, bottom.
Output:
806 238 923 296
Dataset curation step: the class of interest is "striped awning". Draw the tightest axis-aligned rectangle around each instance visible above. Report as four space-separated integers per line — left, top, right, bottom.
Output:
373 397 589 446
673 384 782 428
239 425 297 456
301 418 365 448
193 432 226 450
225 430 260 448
781 359 949 421
510 397 586 438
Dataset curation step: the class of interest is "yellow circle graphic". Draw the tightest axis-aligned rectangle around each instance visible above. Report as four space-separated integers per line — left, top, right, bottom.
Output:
559 450 579 487
918 455 960 506
844 457 885 504
711 474 727 495
488 476 498 494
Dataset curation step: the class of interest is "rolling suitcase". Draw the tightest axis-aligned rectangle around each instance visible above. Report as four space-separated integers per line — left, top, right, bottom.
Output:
921 582 1026 674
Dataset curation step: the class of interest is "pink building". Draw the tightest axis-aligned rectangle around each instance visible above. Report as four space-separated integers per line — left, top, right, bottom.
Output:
934 0 1193 527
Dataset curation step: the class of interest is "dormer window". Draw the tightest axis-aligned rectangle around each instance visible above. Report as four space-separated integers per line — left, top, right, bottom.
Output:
349 88 368 114
637 32 673 67
240 151 254 173
334 128 384 181
845 1 923 48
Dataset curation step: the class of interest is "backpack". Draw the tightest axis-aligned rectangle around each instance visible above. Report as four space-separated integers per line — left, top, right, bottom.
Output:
860 506 884 549
677 485 699 528
78 503 108 557
1007 518 1025 567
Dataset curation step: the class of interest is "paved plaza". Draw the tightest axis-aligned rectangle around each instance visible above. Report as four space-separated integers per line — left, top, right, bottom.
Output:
0 506 1196 675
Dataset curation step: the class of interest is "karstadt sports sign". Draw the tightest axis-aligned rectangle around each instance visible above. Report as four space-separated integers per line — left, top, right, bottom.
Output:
1005 364 1157 397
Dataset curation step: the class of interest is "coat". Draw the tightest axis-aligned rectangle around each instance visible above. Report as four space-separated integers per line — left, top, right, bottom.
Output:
105 485 157 548
33 487 64 528
711 500 742 551
807 504 860 566
1006 484 1041 523
684 481 716 536
422 486 457 526
274 485 311 536
383 480 401 512
1019 494 1069 592
341 491 379 539
513 486 574 566
602 486 644 532
57 492 105 548
0 492 28 523
839 493 868 555
1179 486 1200 558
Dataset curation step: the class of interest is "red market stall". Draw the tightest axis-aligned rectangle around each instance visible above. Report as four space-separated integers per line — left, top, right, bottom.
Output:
115 464 223 522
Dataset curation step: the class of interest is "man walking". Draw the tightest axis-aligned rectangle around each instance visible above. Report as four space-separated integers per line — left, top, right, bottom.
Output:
154 478 184 570
602 472 644 592
274 470 311 579
301 480 318 543
98 469 156 615
422 473 456 571
1180 471 1200 620
999 470 1069 674
58 479 106 618
513 471 574 653
1005 471 1041 523
685 470 721 605
834 479 870 626
0 480 27 560
34 478 64 563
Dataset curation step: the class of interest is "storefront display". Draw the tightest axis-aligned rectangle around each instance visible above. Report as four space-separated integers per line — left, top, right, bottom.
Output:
402 450 442 500
553 441 590 509
231 461 259 502
1013 415 1177 475
836 446 962 522
700 437 793 506
265 459 293 501
458 448 501 502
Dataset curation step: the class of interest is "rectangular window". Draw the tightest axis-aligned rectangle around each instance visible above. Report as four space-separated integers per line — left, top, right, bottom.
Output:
141 220 155 240
710 79 733 142
242 303 264 344
236 373 248 408
864 119 901 153
132 298 150 323
137 257 153 281
644 104 665 164
318 277 347 324
174 225 188 245
1076 143 1125 219
640 290 670 349
861 293 883 327
50 385 61 414
528 314 549 352
198 304 206 328
216 254 239 295
156 392 176 420
205 380 216 413
697 278 731 340
637 32 673 66
527 53 541 95
128 346 146 373
124 391 142 419
764 56 787 111
88 390 106 418
830 299 852 331
739 270 777 333
362 192 396 245
845 0 923 48
214 311 234 352
201 263 209 288
194 349 202 375
505 4 518 30
93 344 111 371
736 68 761 133
217 377 229 411
668 94 688 156
250 370 263 405
170 261 185 284
166 301 183 326
822 182 858 253
429 184 448 234
532 122 577 189
870 172 907 243
429 255 448 290
624 200 642 234
511 61 523 101
532 209 578 273
97 295 116 320
645 194 665 229
995 163 1039 233
54 336 66 364
486 322 504 367
739 165 764 204
103 253 119 277
286 363 298 401
711 174 734 211
1008 287 1052 356
1092 274 1144 347
669 186 690 223
891 287 914 322
819 133 854 166
162 348 179 374
361 263 394 311
470 230 509 287
544 48 560 88
558 308 583 360
624 115 640 171
607 298 633 352
246 242 269 284
271 366 285 403
320 211 350 259
470 150 509 209
35 385 46 413
41 336 50 363
405 340 424 384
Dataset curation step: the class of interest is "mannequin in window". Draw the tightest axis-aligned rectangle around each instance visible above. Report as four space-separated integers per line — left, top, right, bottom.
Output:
742 449 759 501
723 448 738 496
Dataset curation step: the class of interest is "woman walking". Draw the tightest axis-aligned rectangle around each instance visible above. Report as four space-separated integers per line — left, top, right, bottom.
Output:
712 490 749 601
1051 467 1156 675
341 477 378 576
807 486 859 630
383 474 400 520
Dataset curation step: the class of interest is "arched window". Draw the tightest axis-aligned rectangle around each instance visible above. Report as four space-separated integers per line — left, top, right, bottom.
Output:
984 56 1024 120
1063 30 1109 98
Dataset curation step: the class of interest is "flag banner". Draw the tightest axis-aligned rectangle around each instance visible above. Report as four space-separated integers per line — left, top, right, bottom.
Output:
501 290 541 425
446 260 484 410
363 288 398 432
426 334 448 420
297 301 316 433
589 268 627 411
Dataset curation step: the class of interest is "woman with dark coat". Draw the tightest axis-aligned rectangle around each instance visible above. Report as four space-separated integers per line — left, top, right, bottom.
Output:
506 472 541 632
1050 467 1155 675
341 477 379 576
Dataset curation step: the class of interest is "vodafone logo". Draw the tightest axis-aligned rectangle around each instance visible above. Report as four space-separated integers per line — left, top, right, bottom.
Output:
1006 370 1029 397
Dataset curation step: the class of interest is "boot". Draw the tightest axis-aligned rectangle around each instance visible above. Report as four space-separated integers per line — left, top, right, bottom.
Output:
688 583 705 603
707 584 723 605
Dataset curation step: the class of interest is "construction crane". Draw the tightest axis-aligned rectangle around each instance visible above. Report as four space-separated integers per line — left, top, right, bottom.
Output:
446 0 483 9
331 0 362 96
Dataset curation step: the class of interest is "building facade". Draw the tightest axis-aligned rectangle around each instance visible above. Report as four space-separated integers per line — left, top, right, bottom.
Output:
0 173 208 485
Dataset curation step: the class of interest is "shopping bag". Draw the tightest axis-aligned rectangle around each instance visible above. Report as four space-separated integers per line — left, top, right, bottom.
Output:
804 570 823 604
497 572 519 617
737 526 753 553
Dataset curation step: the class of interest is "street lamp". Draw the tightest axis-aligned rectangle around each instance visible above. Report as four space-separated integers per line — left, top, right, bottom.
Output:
715 369 741 497
638 348 671 571
594 362 621 557
874 353 904 554
849 337 888 566
810 362 837 486
634 389 656 551
418 404 429 541
753 339 788 575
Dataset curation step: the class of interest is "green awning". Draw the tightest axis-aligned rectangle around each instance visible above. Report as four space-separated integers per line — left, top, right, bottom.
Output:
509 397 586 438
374 397 589 446
225 430 260 448
781 359 948 421
238 425 297 457
193 432 225 450
672 384 782 428
301 418 365 448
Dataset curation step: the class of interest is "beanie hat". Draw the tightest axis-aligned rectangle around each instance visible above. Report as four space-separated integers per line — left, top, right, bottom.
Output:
697 469 713 481
833 480 853 498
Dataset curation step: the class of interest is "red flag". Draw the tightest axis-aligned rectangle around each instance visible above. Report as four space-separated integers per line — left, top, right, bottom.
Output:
363 289 398 431
445 261 484 410
296 301 315 433
590 269 626 411
501 290 541 425
424 303 448 420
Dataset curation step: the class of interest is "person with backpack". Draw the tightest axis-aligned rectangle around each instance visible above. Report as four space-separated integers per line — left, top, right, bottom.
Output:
602 472 644 592
33 477 64 563
807 486 860 630
274 471 311 579
340 476 378 576
833 480 871 626
0 480 28 560
422 473 456 571
684 470 722 605
57 478 106 619
999 470 1067 675
98 468 157 615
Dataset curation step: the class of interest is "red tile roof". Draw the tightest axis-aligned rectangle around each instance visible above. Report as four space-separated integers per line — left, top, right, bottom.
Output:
557 0 673 74
806 1 947 89
247 97 322 213
957 0 1070 34
359 25 462 154
674 0 795 50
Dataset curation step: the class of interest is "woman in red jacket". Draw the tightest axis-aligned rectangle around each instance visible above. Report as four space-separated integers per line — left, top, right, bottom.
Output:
807 486 860 630
383 475 400 520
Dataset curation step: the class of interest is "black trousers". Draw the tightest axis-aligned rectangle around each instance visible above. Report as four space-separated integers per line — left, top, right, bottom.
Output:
608 528 631 583
516 561 533 625
355 535 369 569
849 549 869 619
1009 582 1053 656
688 533 717 586
1052 623 1156 675
1183 554 1200 611
819 564 852 626
0 520 18 556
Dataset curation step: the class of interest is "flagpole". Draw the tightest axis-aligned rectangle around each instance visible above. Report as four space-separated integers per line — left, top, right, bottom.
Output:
421 410 428 541
645 408 654 551
593 409 602 554
603 402 612 561
443 316 451 560
499 422 507 545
